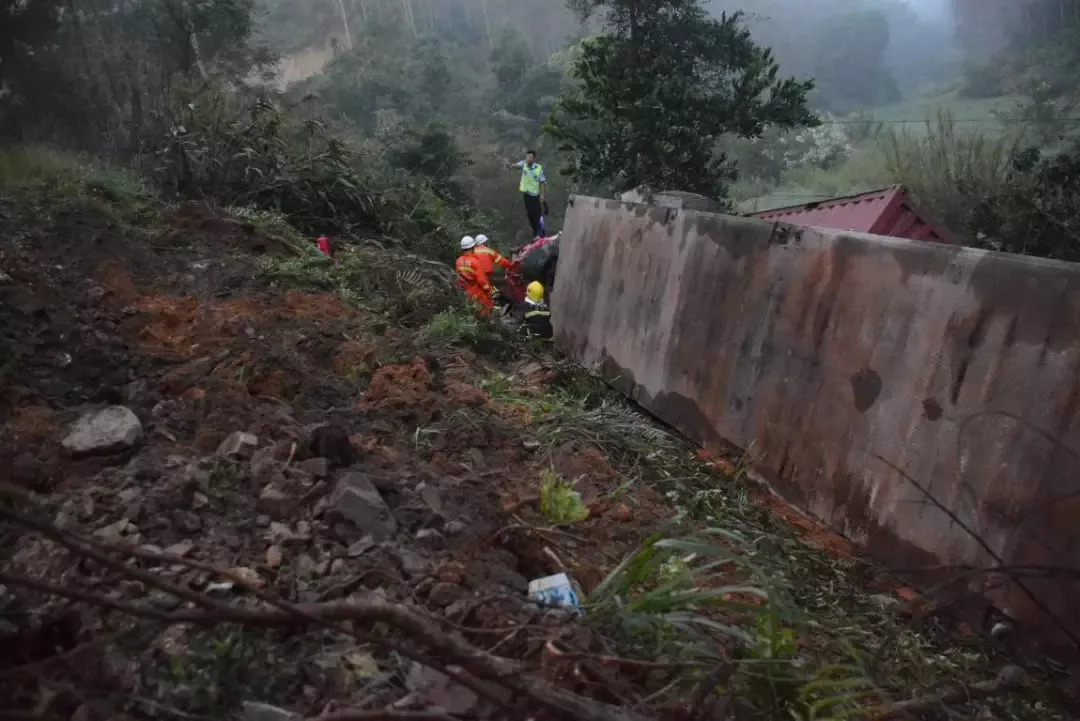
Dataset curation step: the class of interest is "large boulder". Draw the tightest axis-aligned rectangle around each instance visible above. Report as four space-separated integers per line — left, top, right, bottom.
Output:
62 406 143 456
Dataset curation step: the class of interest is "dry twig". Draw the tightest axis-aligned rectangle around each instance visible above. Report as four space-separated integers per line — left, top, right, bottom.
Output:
0 507 656 721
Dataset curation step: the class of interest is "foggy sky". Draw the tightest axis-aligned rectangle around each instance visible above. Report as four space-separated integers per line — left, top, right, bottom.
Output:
900 0 947 20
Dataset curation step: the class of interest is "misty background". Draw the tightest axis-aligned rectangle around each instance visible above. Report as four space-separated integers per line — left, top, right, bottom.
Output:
2 0 1077 257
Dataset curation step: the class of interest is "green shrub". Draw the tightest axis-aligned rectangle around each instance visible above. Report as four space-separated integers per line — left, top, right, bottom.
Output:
139 84 478 265
881 111 1030 234
259 243 454 324
228 206 323 258
0 146 159 227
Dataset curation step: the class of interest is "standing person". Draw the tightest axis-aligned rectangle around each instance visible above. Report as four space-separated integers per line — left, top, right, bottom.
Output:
474 234 514 316
454 235 495 315
507 150 547 237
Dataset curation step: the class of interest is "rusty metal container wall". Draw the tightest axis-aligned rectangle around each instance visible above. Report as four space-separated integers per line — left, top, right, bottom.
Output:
553 195 1080 646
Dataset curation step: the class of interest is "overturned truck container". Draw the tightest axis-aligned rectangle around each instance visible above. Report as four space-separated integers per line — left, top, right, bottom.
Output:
552 195 1080 651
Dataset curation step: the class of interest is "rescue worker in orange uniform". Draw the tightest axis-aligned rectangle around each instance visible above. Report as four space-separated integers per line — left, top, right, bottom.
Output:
473 234 512 273
473 234 514 315
455 235 495 315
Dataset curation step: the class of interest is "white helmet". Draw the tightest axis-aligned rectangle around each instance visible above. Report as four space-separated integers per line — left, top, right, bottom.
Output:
475 234 489 245
460 235 476 250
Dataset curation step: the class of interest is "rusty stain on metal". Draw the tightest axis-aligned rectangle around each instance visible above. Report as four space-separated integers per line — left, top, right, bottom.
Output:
552 195 1080 652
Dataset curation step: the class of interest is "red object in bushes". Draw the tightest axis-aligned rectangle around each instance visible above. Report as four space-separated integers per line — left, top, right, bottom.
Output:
317 236 331 256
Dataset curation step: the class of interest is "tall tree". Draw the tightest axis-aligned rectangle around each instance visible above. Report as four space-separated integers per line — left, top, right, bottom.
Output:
546 0 817 198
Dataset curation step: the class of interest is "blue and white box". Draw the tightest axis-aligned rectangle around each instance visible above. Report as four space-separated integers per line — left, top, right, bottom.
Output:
528 573 581 609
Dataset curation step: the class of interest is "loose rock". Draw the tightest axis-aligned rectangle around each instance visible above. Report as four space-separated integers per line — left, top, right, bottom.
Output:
62 406 143 456
296 554 318 578
164 540 194 558
347 536 376 558
416 528 443 545
257 487 295 520
416 482 444 517
487 565 528 593
296 457 330 478
266 545 283 569
428 582 464 607
217 431 259 459
96 519 135 540
327 472 397 541
405 664 479 716
394 547 430 579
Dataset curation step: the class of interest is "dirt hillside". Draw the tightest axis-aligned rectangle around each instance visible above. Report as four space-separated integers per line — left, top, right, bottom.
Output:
0 187 1070 720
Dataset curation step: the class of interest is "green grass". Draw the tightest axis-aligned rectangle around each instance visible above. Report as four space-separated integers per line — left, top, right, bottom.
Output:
736 88 1031 216
0 146 161 244
483 361 1066 720
865 90 1021 137
735 147 895 214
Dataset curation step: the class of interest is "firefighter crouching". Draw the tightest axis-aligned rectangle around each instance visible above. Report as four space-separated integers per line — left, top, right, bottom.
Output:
520 281 553 341
455 235 496 315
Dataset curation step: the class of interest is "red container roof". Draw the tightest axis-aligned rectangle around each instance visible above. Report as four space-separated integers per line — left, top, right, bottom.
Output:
750 186 955 245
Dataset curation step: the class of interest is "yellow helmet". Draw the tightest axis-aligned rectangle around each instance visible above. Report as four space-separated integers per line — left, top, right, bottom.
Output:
526 281 545 303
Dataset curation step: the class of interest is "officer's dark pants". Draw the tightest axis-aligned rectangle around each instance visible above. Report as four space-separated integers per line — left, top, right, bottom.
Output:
523 193 543 236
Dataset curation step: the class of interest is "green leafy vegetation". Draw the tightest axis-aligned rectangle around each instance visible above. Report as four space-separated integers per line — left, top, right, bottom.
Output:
538 471 590 524
417 307 509 354
880 111 1032 234
259 244 453 323
0 147 161 232
492 361 1059 720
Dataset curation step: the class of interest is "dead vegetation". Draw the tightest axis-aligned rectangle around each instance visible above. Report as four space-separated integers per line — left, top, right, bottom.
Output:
0 151 1073 721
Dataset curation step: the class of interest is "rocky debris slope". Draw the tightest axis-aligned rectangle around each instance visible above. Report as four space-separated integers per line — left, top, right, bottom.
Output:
0 202 1063 721
0 208 672 721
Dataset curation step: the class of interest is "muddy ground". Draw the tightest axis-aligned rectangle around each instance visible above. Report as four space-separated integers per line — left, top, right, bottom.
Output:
0 200 1073 721
0 202 682 719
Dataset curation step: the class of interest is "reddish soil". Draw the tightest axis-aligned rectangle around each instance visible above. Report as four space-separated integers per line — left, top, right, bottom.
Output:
0 202 679 719
697 449 856 558
0 201 1048 720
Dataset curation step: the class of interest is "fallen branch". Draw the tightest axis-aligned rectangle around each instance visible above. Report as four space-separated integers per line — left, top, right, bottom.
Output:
0 518 656 721
867 665 1026 720
543 642 706 671
3 506 223 613
0 570 174 623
